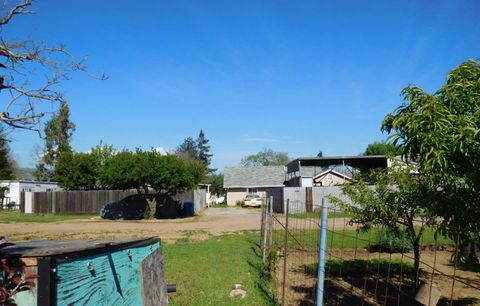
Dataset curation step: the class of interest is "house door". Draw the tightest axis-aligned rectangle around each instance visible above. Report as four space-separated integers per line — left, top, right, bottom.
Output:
305 187 313 212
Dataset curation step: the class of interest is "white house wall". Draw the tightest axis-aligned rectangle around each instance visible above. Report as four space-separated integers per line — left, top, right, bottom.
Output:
0 181 60 208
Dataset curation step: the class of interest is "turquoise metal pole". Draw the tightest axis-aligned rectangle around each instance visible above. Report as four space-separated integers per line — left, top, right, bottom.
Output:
316 197 329 305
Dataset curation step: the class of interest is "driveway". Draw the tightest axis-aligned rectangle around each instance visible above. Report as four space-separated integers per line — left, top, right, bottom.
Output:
2 207 262 243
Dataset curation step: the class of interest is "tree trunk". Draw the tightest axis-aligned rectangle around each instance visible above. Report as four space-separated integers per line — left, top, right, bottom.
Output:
146 196 157 219
413 240 421 287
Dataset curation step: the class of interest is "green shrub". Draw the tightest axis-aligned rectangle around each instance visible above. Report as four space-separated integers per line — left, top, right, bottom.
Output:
372 227 412 253
303 258 415 276
143 207 151 219
265 245 281 280
212 202 228 208
236 200 245 207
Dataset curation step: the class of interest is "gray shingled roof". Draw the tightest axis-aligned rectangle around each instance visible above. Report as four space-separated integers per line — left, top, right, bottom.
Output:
224 166 286 188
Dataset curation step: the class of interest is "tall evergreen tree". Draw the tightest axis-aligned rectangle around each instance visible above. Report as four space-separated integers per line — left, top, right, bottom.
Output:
176 137 198 160
35 102 75 180
196 129 214 172
0 125 14 180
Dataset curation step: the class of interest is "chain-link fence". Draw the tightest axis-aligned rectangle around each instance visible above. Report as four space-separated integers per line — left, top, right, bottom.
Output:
260 197 480 305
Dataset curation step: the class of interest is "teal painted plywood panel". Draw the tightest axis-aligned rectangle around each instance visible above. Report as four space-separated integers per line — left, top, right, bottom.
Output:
56 242 160 306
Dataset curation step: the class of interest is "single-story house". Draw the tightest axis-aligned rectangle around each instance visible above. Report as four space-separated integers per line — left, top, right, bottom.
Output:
313 169 354 186
0 180 61 208
223 166 286 206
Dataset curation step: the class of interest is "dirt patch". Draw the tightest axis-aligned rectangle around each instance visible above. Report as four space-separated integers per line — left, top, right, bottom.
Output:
1 208 261 244
276 248 480 305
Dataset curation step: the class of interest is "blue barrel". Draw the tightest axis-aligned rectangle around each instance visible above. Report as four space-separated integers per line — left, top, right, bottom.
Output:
184 201 195 217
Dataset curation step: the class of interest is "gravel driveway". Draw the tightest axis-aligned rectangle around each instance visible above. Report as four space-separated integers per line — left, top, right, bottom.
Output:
2 207 262 243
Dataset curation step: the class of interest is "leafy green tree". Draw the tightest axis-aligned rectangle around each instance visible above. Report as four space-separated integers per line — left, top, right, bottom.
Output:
101 149 205 218
204 173 224 196
36 102 75 180
240 148 289 167
363 141 400 156
382 59 480 263
54 151 98 190
330 165 439 284
0 125 14 179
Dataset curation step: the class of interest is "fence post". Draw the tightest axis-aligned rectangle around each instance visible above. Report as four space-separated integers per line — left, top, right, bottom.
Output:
268 195 273 247
316 197 329 306
282 199 290 305
262 197 269 262
51 191 56 214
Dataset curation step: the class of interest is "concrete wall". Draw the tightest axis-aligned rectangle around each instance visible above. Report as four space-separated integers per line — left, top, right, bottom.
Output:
268 186 353 213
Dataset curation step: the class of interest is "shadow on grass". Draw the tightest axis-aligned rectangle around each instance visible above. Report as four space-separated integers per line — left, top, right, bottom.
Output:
245 236 280 306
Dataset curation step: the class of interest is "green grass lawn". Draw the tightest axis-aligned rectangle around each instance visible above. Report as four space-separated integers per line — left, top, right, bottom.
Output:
271 227 453 250
290 210 352 219
163 232 278 306
0 210 97 223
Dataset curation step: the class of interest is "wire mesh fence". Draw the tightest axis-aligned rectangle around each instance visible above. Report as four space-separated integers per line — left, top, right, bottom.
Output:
260 197 480 306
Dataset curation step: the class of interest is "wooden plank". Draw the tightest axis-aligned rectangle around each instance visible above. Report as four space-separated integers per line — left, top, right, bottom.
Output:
56 241 160 305
140 246 168 306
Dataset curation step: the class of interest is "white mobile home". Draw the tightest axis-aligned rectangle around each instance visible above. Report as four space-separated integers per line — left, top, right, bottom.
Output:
0 180 61 208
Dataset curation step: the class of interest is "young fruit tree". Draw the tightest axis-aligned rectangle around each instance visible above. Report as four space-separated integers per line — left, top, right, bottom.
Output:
329 165 440 285
382 59 480 263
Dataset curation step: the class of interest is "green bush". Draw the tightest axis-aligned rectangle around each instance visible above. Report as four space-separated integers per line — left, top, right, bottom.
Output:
372 227 412 253
236 200 245 207
212 202 228 208
304 258 415 276
143 206 151 219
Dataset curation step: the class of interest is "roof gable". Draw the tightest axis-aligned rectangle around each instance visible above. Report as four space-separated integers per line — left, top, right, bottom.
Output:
224 166 285 188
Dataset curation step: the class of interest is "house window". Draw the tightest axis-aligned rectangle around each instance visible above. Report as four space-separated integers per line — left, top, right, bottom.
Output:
247 188 258 195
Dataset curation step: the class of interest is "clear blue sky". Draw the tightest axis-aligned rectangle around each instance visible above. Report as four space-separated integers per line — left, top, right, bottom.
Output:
7 0 480 171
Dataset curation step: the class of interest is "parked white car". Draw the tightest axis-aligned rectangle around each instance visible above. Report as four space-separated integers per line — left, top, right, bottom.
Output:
243 194 262 207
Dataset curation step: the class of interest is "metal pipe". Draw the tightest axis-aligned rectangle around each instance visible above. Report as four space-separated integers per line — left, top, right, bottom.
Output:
262 197 268 262
167 284 177 293
316 197 329 306
281 200 290 305
268 196 273 246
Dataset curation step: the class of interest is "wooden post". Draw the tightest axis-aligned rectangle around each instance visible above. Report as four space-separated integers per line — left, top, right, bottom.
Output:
52 191 56 214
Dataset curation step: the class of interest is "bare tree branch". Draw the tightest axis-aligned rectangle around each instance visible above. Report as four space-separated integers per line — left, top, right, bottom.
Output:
0 1 107 134
0 1 32 26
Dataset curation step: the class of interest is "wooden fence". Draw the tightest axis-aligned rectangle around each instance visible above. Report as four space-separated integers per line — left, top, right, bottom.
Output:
21 189 207 215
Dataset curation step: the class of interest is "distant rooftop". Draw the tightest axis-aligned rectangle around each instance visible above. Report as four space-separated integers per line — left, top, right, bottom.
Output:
287 155 388 173
224 166 285 188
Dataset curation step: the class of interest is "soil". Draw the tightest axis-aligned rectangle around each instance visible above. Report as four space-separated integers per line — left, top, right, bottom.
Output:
0 207 263 243
277 248 480 306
